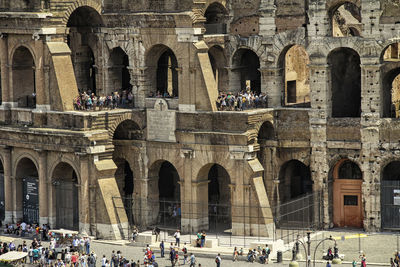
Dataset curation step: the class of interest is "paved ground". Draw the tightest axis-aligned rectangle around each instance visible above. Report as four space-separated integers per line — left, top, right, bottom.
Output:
1 229 399 266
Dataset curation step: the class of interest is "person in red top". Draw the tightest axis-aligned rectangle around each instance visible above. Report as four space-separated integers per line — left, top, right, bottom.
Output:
71 252 79 267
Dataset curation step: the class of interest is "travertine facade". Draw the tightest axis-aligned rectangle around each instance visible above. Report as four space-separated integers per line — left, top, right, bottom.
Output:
0 0 399 239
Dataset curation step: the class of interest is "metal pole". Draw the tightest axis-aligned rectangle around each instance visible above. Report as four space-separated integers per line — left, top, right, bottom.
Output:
307 232 311 267
397 234 399 253
358 233 361 253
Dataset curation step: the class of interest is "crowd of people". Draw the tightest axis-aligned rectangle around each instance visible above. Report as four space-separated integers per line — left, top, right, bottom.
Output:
73 89 134 111
216 90 268 111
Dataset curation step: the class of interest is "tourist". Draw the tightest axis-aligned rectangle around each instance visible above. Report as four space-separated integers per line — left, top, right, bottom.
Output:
182 243 188 264
173 230 180 247
160 241 165 258
215 253 221 267
360 254 367 267
201 231 206 248
326 261 331 267
391 257 396 267
233 247 238 262
190 253 196 267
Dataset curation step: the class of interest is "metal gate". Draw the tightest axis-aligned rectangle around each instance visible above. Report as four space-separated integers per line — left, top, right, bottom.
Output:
23 177 39 224
0 173 4 221
381 180 400 229
55 181 79 230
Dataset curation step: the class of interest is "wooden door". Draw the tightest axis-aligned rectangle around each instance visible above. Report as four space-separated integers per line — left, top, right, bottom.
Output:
333 180 363 227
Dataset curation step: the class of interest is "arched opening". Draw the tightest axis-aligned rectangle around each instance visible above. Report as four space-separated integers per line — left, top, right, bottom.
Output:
232 49 261 94
146 45 179 98
12 46 36 108
279 160 312 201
114 159 134 226
15 158 39 224
204 2 228 35
148 161 181 228
383 43 400 62
208 46 228 92
277 160 313 227
330 2 361 37
51 162 79 230
382 69 400 118
208 164 231 232
381 161 400 229
67 6 103 95
109 47 131 96
113 120 142 140
328 48 361 117
332 159 363 228
283 45 310 107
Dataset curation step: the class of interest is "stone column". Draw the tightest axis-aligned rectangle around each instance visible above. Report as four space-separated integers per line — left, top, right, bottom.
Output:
260 67 283 107
79 155 90 234
359 61 381 230
2 147 12 223
308 61 330 227
34 41 48 111
37 150 48 225
0 35 10 105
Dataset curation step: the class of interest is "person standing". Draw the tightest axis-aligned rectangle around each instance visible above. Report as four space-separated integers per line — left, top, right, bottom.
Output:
326 261 331 267
182 243 188 264
233 247 238 262
352 259 357 267
360 254 367 267
215 253 221 267
201 231 206 248
160 241 165 258
174 230 180 247
189 253 196 267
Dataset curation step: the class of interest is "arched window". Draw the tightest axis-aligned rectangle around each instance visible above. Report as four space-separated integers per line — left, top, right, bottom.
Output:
232 49 261 94
109 47 131 93
328 48 361 117
204 2 228 34
12 47 36 108
330 2 361 37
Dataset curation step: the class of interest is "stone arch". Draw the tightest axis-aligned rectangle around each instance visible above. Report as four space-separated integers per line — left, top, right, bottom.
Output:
48 158 81 185
327 0 361 37
258 121 275 141
51 161 80 230
13 153 39 178
113 119 142 140
278 160 313 202
145 44 179 98
328 47 361 117
62 1 103 26
11 45 37 108
108 113 144 140
14 156 39 224
381 66 400 118
231 48 261 94
108 47 131 94
204 2 228 35
148 159 182 227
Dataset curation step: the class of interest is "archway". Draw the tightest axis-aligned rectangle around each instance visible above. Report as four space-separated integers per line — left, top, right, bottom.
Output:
113 120 142 140
67 6 103 95
51 162 79 230
148 161 181 228
114 159 134 226
15 158 39 224
382 68 400 118
332 159 363 228
330 2 361 37
381 161 400 229
0 161 4 222
208 46 228 92
156 49 178 97
109 47 131 95
328 48 361 117
207 164 231 233
232 49 261 94
12 46 36 108
204 2 228 35
283 45 310 107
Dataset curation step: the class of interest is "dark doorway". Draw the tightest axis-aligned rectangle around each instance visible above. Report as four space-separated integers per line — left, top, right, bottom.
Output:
381 161 400 229
52 162 79 230
232 49 261 94
109 47 131 92
158 161 180 227
12 46 36 108
204 2 227 34
115 159 134 226
208 164 231 233
156 50 178 97
15 158 39 224
328 48 361 117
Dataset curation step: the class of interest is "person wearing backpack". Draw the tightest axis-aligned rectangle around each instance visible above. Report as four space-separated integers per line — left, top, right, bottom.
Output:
265 244 271 264
215 253 221 267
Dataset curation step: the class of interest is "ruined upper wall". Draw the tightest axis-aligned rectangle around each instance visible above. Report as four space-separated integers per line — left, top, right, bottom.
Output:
381 0 400 24
103 0 193 13
275 0 306 33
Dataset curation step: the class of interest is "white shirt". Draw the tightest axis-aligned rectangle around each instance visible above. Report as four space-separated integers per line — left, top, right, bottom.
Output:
174 232 180 239
21 222 26 230
101 257 107 266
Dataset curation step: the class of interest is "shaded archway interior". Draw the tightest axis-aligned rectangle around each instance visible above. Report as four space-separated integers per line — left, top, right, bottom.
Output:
204 2 228 34
12 46 36 108
15 158 38 224
67 6 103 95
381 62 400 118
114 158 134 225
381 161 400 229
113 120 142 140
109 47 131 94
231 49 261 94
52 162 79 230
279 160 312 201
328 47 361 117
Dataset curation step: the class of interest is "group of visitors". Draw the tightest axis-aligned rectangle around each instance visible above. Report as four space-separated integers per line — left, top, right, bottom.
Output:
4 222 49 240
216 90 268 111
242 245 270 264
148 90 176 98
74 89 133 111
